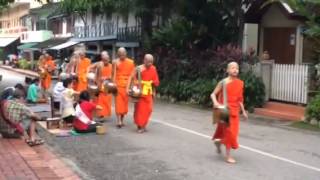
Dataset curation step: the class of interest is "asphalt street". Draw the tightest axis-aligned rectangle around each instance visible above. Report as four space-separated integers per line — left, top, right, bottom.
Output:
1 68 320 180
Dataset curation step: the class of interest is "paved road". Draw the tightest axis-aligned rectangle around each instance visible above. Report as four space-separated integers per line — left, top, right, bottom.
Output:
1 68 320 180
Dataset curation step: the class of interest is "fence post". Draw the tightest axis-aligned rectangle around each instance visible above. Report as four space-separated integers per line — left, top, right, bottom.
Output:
260 60 274 101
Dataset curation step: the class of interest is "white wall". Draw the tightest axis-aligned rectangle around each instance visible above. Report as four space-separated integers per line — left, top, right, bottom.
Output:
261 5 300 28
15 0 42 9
243 23 259 53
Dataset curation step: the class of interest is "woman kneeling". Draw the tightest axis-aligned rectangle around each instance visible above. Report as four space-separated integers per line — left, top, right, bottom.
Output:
73 91 102 133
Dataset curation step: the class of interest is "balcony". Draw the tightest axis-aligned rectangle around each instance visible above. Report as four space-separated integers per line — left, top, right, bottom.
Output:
72 22 141 42
0 26 28 38
20 30 54 43
73 22 116 39
117 26 141 42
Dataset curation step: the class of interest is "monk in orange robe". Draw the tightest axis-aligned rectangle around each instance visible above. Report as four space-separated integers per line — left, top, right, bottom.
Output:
128 54 159 133
39 53 56 91
89 51 112 119
75 51 91 92
112 47 135 128
211 62 248 164
66 52 81 90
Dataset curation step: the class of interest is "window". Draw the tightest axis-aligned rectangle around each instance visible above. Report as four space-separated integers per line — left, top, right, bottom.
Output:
36 20 46 30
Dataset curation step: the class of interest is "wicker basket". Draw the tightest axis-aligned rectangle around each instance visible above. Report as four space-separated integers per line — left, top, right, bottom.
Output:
96 125 106 135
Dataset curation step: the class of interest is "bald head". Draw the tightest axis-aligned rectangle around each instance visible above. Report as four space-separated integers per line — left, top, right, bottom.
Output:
79 50 86 58
227 61 239 77
117 47 127 60
144 54 154 68
101 51 110 65
227 62 239 69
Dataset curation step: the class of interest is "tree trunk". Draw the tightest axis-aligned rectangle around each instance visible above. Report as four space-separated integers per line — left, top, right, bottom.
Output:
238 14 245 48
79 13 88 37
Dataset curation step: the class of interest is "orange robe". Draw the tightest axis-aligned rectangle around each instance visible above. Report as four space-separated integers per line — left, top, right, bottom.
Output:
76 57 91 92
41 57 56 90
115 58 135 115
134 65 159 128
213 78 244 150
93 63 112 117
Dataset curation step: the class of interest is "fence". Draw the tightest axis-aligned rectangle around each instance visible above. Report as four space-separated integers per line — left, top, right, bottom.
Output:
270 64 309 104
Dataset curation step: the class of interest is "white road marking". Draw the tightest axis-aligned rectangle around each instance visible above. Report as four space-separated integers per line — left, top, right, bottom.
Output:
153 119 320 173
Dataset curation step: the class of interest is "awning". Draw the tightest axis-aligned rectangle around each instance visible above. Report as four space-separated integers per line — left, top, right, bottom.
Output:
0 37 18 47
30 38 70 50
49 41 79 50
17 42 37 50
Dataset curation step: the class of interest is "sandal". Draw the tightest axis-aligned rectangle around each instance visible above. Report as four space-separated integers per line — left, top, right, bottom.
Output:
26 139 44 147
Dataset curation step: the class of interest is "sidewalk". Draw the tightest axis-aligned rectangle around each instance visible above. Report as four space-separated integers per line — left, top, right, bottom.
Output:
0 65 58 79
0 138 81 180
0 65 39 78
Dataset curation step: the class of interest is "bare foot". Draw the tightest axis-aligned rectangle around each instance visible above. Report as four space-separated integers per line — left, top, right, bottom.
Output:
214 139 221 154
137 129 144 133
225 156 236 164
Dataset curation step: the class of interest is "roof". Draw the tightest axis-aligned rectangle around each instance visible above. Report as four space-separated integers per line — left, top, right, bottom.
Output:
17 42 38 50
30 37 69 50
49 41 79 50
0 37 19 47
245 0 306 23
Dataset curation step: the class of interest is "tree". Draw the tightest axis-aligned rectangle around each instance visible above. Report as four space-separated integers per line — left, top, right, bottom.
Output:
0 0 14 10
60 0 94 27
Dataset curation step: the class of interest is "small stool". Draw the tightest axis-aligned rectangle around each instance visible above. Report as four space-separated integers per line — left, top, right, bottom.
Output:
46 117 61 129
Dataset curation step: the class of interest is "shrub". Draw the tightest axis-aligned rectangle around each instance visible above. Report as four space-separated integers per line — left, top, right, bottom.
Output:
30 60 38 71
158 78 217 106
240 71 266 112
305 93 320 122
158 72 266 111
18 59 30 69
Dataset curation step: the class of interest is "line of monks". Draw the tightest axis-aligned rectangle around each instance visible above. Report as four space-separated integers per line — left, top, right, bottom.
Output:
38 49 247 164
38 47 159 133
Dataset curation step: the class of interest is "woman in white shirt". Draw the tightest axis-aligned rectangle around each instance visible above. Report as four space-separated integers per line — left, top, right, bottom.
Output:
53 73 68 110
61 78 79 124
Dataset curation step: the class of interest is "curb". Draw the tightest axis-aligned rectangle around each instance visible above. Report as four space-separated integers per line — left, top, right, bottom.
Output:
0 65 58 80
0 65 39 78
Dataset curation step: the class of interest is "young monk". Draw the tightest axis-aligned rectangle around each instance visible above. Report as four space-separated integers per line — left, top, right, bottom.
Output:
76 50 91 92
39 52 56 93
127 54 159 133
89 51 112 119
211 61 248 164
66 52 80 90
112 47 135 128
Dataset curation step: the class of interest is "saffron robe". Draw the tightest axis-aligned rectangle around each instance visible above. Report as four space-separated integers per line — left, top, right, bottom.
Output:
213 78 244 150
115 58 135 115
93 63 112 117
76 57 91 92
133 65 159 128
40 57 56 90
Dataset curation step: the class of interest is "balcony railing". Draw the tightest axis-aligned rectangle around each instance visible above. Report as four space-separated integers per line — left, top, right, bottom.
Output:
117 26 141 42
73 22 141 42
73 22 115 39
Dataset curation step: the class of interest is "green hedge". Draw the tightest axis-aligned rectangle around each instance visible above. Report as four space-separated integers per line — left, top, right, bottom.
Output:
305 93 320 122
17 59 31 69
240 71 265 112
158 71 265 110
158 78 217 106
